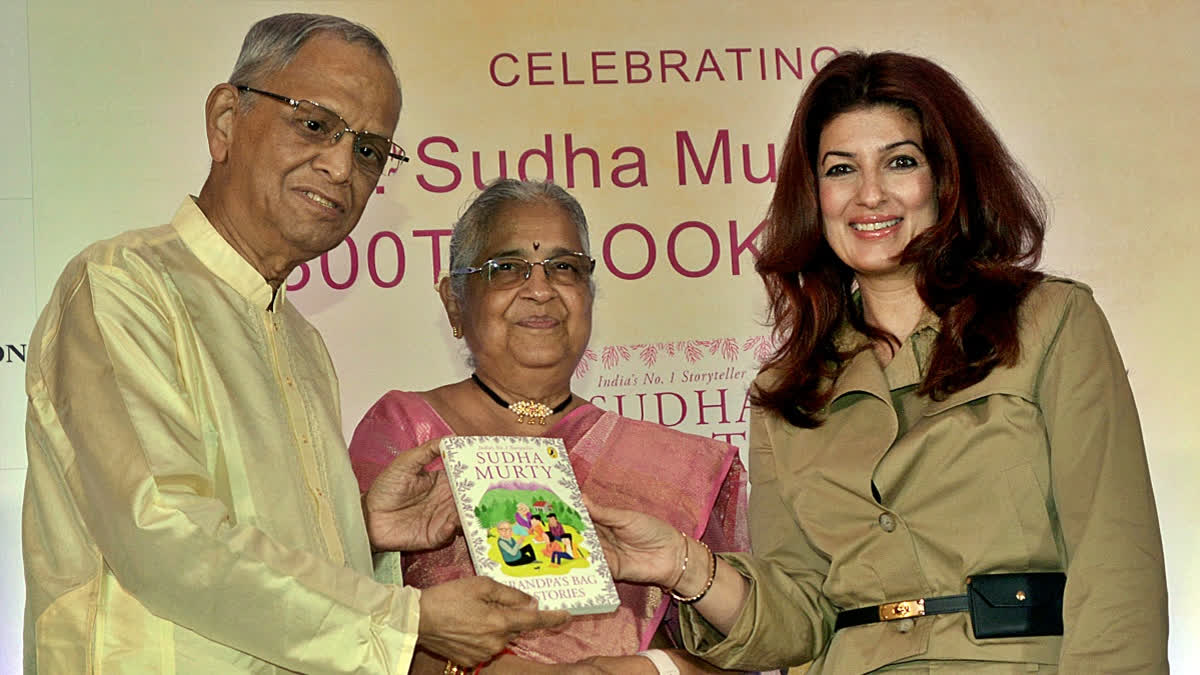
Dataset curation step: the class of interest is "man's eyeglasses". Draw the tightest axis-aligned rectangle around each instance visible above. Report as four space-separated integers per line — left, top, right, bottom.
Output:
234 85 409 177
450 253 596 289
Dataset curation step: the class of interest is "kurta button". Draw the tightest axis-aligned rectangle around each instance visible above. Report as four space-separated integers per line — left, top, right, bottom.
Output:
878 513 896 532
895 618 914 633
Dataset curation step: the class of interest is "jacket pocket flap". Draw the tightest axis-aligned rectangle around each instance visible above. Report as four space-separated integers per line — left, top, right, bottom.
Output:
969 572 1065 608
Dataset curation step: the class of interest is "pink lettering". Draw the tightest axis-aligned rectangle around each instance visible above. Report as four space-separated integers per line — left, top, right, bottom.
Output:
695 388 730 425
775 48 803 79
659 50 689 82
667 221 720 278
743 142 777 184
592 51 618 84
676 129 732 185
367 231 405 288
654 392 687 427
611 146 648 188
695 49 724 81
473 150 509 190
414 229 453 282
490 53 519 86
729 219 766 275
811 46 840 74
565 134 600 189
287 261 310 292
626 51 652 83
518 135 554 182
321 236 358 290
561 52 584 85
603 223 656 280
415 136 462 194
725 48 750 80
528 51 553 85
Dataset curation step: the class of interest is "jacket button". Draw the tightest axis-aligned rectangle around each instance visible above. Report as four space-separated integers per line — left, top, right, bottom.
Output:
878 513 896 532
895 618 915 633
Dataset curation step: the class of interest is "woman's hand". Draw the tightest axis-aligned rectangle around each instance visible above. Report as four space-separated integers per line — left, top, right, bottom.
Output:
584 496 685 588
362 437 458 551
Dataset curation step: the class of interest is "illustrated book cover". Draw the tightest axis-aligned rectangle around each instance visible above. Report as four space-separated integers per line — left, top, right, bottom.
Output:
440 435 620 615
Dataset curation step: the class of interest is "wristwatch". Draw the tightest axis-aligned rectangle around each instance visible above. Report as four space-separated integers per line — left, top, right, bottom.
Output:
636 649 681 675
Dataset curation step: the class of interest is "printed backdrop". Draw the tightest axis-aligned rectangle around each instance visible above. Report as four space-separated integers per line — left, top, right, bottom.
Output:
3 0 1197 669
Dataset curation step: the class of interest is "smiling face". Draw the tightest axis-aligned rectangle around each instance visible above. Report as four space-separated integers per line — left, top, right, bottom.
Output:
442 201 594 386
817 105 938 285
210 32 401 279
496 521 513 539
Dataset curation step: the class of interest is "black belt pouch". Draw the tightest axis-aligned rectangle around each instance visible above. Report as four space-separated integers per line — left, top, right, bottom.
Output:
967 572 1066 639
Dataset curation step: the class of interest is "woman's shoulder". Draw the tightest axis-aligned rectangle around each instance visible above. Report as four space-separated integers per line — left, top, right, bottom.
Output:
361 389 433 421
1019 276 1100 335
1011 275 1120 372
1026 275 1093 305
350 389 450 452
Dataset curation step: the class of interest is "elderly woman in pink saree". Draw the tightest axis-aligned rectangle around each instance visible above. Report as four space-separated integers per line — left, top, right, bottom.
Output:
349 178 748 675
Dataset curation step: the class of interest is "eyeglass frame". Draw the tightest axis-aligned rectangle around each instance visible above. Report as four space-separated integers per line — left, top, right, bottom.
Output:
233 85 409 175
449 252 597 288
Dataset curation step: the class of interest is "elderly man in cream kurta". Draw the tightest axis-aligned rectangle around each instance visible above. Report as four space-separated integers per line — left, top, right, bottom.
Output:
22 13 566 674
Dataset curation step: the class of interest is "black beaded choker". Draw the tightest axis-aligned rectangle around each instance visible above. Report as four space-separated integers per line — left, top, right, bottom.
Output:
471 373 572 425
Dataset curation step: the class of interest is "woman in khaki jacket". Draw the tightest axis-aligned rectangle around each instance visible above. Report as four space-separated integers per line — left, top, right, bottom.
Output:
589 51 1168 674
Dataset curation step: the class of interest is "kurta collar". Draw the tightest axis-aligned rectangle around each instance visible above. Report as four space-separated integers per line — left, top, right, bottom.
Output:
172 197 284 311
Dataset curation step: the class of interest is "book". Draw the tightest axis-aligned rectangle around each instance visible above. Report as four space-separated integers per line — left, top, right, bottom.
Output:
439 435 621 615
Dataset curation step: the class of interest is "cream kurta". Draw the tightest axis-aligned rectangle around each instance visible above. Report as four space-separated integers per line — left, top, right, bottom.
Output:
681 279 1168 673
23 199 419 674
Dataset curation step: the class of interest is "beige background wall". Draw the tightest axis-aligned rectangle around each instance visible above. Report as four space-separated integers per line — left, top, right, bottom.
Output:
3 0 1196 668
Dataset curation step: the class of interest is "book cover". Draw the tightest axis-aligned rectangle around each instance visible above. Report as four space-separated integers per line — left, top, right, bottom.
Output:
440 435 621 615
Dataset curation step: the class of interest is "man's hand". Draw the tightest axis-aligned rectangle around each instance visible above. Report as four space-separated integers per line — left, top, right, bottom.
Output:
363 437 458 551
585 496 684 587
417 576 571 667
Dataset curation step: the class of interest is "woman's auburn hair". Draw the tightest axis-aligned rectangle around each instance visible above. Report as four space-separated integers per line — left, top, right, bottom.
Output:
753 50 1046 428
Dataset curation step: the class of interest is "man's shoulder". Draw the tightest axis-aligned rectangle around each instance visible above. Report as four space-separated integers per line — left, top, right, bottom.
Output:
74 223 180 269
50 223 182 294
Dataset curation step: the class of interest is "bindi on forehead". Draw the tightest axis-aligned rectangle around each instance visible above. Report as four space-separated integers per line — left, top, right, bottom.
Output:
533 241 540 251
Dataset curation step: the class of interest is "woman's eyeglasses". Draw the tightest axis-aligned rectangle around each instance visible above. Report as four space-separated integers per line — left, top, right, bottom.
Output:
450 253 596 289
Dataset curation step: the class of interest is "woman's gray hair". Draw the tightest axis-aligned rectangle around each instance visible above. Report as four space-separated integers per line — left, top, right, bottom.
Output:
448 178 593 301
229 13 402 107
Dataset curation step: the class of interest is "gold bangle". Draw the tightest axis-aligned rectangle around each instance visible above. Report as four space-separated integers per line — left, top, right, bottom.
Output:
666 529 689 591
669 535 716 603
443 660 465 675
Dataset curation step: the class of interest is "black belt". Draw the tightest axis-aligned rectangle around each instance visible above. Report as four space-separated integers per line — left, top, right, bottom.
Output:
834 594 969 631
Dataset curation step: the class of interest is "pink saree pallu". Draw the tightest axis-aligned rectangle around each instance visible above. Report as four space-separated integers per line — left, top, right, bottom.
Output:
350 392 749 663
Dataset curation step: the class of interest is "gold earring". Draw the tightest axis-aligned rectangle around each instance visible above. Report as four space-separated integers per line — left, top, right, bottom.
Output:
452 325 463 339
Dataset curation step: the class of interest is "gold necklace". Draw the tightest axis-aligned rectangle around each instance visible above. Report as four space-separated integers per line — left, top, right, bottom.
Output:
470 373 572 425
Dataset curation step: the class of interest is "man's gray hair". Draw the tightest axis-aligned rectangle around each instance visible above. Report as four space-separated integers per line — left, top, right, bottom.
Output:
448 178 593 301
229 13 401 106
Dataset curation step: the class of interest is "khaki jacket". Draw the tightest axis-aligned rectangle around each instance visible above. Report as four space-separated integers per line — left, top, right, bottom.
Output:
681 279 1168 673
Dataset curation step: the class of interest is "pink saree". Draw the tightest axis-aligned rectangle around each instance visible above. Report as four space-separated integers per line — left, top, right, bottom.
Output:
349 391 749 663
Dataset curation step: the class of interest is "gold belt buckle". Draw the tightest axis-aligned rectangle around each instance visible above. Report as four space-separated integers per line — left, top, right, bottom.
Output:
878 598 926 621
